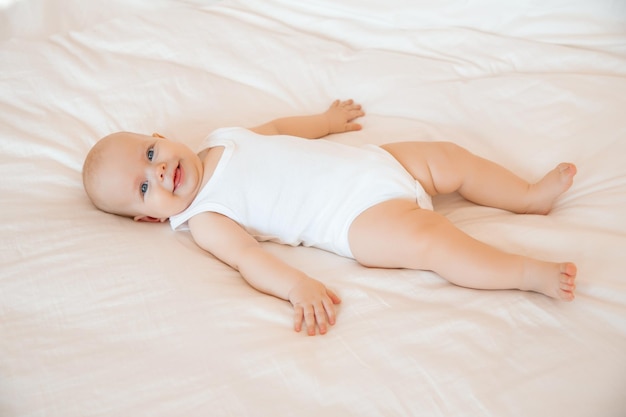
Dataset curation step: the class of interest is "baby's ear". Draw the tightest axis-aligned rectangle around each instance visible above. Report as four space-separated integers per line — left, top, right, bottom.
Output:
133 215 167 223
152 132 165 139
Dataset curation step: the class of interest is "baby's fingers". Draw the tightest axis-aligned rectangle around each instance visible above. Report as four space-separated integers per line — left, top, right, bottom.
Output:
304 304 320 336
331 98 363 111
293 304 304 333
314 302 331 335
321 298 336 327
326 288 342 305
344 122 362 132
323 288 341 326
293 303 330 336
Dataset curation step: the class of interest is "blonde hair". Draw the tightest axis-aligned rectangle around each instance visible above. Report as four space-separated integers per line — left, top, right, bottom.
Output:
82 133 134 218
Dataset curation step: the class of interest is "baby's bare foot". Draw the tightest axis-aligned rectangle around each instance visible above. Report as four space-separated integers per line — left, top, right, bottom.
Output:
522 261 577 301
526 163 577 214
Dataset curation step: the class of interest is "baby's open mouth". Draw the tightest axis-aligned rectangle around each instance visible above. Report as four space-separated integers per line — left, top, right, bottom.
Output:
173 164 182 192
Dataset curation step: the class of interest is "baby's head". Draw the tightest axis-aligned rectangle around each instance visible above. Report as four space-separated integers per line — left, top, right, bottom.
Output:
83 132 204 222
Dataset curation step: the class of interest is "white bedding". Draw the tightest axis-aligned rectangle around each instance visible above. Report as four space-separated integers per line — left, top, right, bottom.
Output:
1 1 625 416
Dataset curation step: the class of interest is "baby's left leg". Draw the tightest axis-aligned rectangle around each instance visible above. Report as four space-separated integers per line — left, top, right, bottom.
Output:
348 199 576 300
381 141 576 214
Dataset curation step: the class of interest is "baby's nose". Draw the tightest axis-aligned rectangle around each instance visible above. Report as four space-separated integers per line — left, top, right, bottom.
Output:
155 163 166 181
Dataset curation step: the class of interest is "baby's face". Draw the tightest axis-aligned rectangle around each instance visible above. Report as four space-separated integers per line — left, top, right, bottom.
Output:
94 132 204 221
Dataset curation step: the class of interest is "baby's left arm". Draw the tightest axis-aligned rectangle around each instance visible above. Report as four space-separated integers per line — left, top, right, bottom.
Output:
250 99 365 139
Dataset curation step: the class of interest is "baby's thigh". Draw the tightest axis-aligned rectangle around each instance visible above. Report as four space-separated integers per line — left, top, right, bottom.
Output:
381 141 467 196
348 198 444 269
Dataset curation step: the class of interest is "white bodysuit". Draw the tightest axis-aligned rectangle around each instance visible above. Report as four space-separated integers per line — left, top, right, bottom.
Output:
170 127 433 258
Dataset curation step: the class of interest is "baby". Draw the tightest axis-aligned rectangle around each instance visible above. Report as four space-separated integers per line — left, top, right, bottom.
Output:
83 99 577 336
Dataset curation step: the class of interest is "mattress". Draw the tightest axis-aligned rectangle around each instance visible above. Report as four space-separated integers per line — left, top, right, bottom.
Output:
1 0 625 416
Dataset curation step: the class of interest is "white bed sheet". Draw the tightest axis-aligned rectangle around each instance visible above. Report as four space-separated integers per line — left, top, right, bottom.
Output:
1 1 625 416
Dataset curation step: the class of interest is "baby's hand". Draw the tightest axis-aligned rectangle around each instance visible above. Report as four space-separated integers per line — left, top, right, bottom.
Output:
325 99 365 134
288 276 341 336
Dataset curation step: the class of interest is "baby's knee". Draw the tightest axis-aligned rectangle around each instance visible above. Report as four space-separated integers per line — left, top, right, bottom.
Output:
413 212 461 247
399 214 457 270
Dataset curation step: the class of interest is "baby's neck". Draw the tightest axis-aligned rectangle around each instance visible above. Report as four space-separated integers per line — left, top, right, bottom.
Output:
197 145 226 190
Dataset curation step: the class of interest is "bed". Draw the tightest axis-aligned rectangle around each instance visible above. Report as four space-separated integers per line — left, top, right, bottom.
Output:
1 0 625 416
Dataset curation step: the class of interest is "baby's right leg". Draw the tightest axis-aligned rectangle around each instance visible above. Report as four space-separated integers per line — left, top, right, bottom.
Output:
348 199 576 300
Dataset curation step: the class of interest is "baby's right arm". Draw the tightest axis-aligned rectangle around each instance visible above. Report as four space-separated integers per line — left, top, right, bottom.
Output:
187 211 341 336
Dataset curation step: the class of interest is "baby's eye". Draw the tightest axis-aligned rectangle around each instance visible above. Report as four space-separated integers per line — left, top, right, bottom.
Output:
141 181 148 195
147 147 154 161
